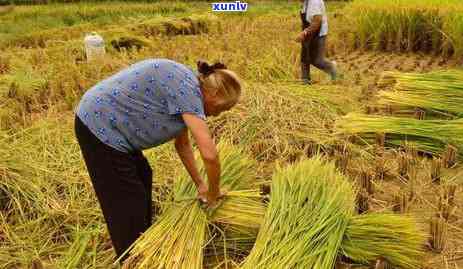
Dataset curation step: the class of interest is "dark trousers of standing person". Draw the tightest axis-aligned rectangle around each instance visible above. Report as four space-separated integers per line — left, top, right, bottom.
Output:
74 116 153 262
300 12 337 84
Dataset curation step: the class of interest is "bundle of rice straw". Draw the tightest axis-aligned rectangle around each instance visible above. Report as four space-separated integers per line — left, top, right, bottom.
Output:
377 70 463 118
341 213 425 269
241 157 425 269
336 113 463 158
241 157 356 269
121 142 265 268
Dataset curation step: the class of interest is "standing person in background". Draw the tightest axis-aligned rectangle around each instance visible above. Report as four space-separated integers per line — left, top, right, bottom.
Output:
296 0 338 85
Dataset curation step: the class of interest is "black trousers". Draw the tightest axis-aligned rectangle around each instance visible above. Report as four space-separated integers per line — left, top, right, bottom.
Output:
74 116 153 261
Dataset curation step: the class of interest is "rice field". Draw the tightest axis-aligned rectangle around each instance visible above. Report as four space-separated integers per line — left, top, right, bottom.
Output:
1 1 462 268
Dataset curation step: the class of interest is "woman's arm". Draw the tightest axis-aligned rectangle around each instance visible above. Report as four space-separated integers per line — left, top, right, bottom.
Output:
303 15 322 40
174 128 208 200
180 113 221 206
295 15 322 42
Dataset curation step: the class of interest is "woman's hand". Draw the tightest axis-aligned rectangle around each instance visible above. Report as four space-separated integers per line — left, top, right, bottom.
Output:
206 188 227 208
295 31 306 43
197 182 208 203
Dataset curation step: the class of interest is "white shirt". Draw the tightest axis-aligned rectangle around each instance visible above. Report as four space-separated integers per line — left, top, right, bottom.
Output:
302 0 328 37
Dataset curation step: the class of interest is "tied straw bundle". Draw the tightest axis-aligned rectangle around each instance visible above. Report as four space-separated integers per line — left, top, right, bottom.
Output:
120 142 265 268
241 158 356 269
335 113 463 159
241 157 425 269
377 70 463 118
341 214 426 268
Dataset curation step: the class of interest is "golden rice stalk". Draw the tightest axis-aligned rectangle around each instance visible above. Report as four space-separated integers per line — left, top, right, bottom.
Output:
442 144 457 168
429 217 447 253
430 157 442 183
359 168 374 195
121 142 263 268
356 191 370 214
392 192 409 214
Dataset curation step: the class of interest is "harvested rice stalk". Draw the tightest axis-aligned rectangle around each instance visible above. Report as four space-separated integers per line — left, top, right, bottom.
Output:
341 214 425 269
429 217 447 253
375 155 387 180
437 185 457 220
374 258 393 269
334 143 351 174
430 157 442 183
356 192 370 214
359 168 374 195
209 82 359 162
241 158 356 269
397 152 410 178
336 113 463 159
377 70 463 118
392 192 409 214
442 145 458 168
406 165 418 183
122 143 264 268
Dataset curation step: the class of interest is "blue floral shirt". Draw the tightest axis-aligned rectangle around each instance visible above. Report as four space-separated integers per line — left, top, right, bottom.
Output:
75 58 206 153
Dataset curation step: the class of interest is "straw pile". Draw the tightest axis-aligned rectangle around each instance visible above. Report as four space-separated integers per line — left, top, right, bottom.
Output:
133 14 217 37
240 157 425 269
121 142 265 268
377 69 463 118
0 116 116 268
209 83 360 162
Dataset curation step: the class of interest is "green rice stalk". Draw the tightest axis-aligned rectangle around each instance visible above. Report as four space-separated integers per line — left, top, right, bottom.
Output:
335 113 463 158
341 213 425 269
241 157 356 269
377 69 463 118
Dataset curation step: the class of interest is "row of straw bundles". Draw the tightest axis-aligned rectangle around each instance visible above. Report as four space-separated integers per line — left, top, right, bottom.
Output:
344 0 463 57
335 113 463 158
377 70 463 118
241 158 425 269
121 142 265 268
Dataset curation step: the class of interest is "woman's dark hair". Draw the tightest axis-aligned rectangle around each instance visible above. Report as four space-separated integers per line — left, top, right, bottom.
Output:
197 60 227 76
